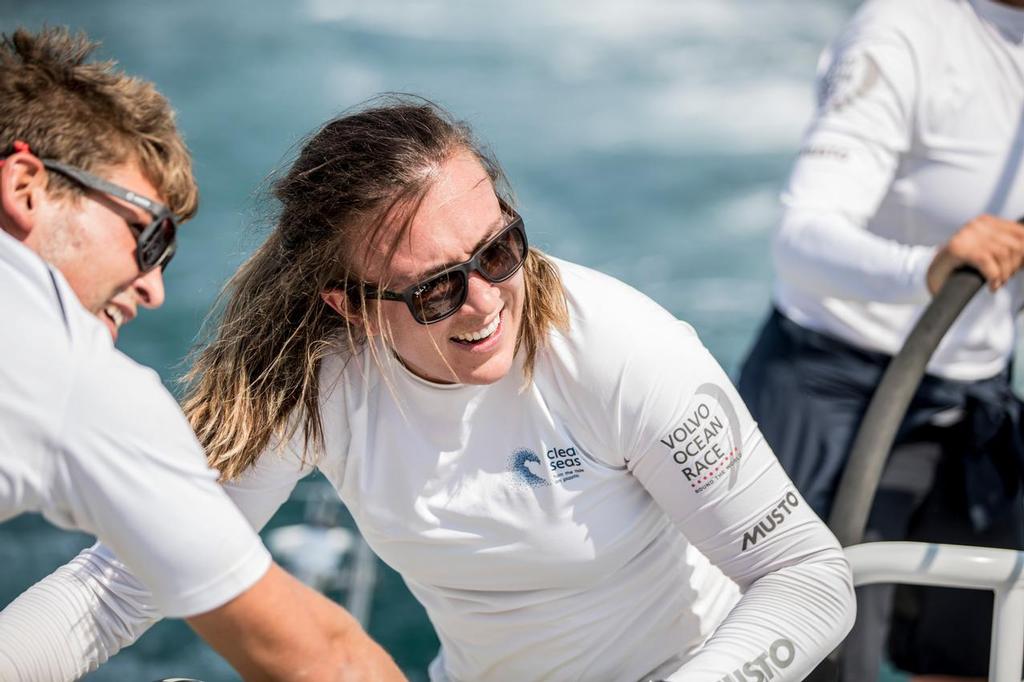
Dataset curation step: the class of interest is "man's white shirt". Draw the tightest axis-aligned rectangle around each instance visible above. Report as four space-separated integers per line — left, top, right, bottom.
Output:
0 227 269 677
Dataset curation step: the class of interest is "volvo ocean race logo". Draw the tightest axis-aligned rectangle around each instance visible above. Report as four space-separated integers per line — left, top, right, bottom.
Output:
659 383 743 494
718 638 795 682
508 448 549 489
742 490 801 551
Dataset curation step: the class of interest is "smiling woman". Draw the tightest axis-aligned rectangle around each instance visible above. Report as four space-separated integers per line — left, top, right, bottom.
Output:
320 151 531 387
7 96 855 682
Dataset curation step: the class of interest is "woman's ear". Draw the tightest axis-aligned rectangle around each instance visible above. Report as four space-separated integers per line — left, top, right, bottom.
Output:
321 289 379 335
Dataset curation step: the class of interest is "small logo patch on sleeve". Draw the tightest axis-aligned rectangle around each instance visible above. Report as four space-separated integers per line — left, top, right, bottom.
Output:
741 490 801 551
818 50 880 112
658 383 743 494
718 638 796 681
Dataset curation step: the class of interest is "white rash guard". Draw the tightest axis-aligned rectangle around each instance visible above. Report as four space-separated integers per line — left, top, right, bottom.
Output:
1 258 854 681
772 0 1024 381
0 228 271 680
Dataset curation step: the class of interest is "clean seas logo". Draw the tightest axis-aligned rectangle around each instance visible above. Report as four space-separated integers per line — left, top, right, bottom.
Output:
507 444 586 489
508 448 549 489
545 445 583 484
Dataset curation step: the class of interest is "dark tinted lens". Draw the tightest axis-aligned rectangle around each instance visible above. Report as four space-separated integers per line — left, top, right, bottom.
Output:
159 237 177 271
410 271 466 322
138 216 176 271
479 224 526 282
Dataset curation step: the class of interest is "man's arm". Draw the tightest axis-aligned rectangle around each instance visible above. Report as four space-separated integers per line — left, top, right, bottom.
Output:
0 442 405 681
771 3 933 305
1 345 403 680
189 563 404 682
0 554 405 682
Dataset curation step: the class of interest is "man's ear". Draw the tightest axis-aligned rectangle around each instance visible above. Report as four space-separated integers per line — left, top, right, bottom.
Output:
0 153 48 241
321 289 379 335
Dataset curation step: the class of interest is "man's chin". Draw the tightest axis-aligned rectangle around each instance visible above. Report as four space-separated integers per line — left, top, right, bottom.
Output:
96 310 119 342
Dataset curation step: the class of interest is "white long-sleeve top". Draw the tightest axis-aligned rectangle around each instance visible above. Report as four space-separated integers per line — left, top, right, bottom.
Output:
0 258 854 681
773 0 1024 381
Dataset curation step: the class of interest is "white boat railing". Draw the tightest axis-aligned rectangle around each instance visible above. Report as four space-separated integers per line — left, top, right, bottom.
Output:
846 541 1024 682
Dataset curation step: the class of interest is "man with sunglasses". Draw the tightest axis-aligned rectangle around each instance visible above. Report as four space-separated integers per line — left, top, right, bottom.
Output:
3 141 177 342
0 27 403 681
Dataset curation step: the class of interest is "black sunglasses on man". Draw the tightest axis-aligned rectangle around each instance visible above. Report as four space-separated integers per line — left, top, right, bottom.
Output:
4 140 179 272
41 158 178 273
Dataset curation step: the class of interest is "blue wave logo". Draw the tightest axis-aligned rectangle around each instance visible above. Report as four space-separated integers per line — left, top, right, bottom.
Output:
508 448 549 488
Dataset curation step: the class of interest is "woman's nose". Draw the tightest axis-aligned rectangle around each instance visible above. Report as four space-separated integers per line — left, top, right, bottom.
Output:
460 271 500 315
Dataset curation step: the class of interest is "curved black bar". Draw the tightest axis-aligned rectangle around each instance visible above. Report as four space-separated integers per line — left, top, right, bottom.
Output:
804 266 984 682
827 266 984 547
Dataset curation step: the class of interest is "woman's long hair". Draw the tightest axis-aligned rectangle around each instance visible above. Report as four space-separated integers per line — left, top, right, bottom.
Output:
182 97 569 481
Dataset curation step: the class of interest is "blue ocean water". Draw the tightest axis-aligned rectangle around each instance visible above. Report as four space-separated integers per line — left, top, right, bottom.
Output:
0 1 878 680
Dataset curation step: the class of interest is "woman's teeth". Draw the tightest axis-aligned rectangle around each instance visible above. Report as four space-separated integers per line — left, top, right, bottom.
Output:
104 305 124 328
454 315 500 343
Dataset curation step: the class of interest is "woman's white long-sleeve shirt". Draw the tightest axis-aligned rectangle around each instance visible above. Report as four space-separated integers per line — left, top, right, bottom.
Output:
0 258 854 681
773 0 1024 381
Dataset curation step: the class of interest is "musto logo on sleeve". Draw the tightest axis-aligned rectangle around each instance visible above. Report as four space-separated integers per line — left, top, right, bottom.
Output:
742 490 800 551
718 638 795 682
659 383 743 494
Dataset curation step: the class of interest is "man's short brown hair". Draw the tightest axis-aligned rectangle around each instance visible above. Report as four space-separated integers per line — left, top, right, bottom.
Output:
0 26 198 220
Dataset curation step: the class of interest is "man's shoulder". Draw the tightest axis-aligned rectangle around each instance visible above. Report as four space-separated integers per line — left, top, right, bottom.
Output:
843 0 960 47
0 235 201 469
0 228 122 365
0 236 82 423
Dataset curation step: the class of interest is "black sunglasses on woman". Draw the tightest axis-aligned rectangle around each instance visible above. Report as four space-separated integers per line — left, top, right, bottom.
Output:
351 210 528 325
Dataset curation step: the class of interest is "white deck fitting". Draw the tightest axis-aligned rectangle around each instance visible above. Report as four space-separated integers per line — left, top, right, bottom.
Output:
846 542 1024 682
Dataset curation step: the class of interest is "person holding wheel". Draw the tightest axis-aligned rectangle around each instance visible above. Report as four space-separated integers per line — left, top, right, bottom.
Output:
737 0 1024 679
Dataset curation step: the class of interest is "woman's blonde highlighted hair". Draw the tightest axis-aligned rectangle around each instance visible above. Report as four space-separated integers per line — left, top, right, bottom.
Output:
183 96 568 481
